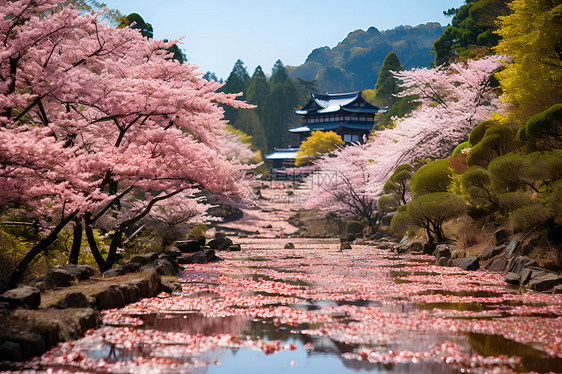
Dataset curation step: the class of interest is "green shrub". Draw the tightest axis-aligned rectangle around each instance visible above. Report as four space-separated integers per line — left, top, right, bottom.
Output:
466 124 519 167
452 141 471 156
468 119 498 146
518 103 562 151
188 224 208 240
410 159 453 197
345 220 363 234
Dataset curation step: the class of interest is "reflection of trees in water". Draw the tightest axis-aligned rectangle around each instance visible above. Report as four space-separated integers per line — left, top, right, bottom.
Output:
143 312 248 337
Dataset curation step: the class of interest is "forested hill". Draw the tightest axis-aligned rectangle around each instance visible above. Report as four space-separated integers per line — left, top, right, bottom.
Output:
287 22 445 93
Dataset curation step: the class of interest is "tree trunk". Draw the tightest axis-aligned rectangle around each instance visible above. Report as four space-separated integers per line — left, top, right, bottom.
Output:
7 211 77 289
68 221 82 264
85 225 108 272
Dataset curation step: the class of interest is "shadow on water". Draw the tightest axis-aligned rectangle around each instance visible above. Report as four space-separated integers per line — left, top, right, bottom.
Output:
467 332 562 373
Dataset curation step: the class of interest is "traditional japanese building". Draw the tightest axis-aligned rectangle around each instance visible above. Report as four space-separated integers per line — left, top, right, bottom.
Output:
265 91 386 172
290 91 387 144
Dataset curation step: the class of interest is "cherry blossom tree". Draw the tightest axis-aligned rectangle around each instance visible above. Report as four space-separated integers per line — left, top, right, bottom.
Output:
305 56 505 224
0 0 254 287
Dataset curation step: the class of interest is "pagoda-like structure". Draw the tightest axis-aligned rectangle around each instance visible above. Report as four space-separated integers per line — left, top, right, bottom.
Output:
290 91 387 144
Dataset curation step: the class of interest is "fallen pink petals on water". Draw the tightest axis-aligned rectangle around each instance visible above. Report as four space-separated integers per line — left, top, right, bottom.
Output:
13 239 562 374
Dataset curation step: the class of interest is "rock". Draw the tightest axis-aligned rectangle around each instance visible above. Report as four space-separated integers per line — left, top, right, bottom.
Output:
504 272 520 285
129 255 152 265
129 278 150 299
208 237 233 251
0 286 41 309
520 266 548 285
345 233 357 242
57 265 95 281
0 340 22 362
153 259 177 276
55 292 89 309
46 268 75 287
102 267 126 278
372 232 383 240
528 273 561 292
480 245 506 260
160 277 182 293
122 261 142 273
553 285 562 294
144 252 160 261
437 257 449 266
284 242 295 249
124 284 140 303
228 244 242 251
340 241 352 250
485 256 508 273
214 232 227 239
457 257 480 271
204 249 216 262
158 253 180 271
493 228 509 246
409 242 423 252
377 242 393 250
188 251 208 264
423 242 437 255
433 244 451 259
507 256 537 275
505 239 521 258
29 275 54 292
394 244 408 254
167 248 183 258
95 285 125 310
175 240 201 253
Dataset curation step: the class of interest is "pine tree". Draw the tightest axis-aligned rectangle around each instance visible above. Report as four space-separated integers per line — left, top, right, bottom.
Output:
270 59 289 85
219 59 250 124
374 52 404 107
233 109 267 153
263 79 300 151
246 66 270 121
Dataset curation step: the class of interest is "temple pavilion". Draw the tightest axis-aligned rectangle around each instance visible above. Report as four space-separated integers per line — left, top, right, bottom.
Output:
265 91 386 169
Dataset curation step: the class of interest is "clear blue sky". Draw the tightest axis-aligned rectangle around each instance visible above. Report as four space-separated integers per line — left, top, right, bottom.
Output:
105 0 465 80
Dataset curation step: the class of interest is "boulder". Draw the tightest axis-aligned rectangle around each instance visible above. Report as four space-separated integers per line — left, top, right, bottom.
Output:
129 277 150 299
507 256 537 275
228 244 242 251
144 252 160 261
55 291 89 309
437 257 449 266
205 249 216 262
340 241 352 250
0 340 23 362
284 242 295 249
57 265 95 281
214 232 227 239
433 244 451 260
95 285 125 310
377 242 393 250
0 286 41 309
160 277 182 294
345 233 357 242
394 244 408 254
409 242 423 253
505 239 521 258
167 247 183 258
29 275 54 292
457 257 480 271
520 266 548 285
480 245 505 260
504 272 520 285
528 273 561 292
485 256 508 273
553 285 562 294
46 268 75 287
122 261 142 273
208 237 233 251
129 255 152 265
153 259 177 276
175 240 201 253
102 267 126 278
493 228 509 246
423 242 437 255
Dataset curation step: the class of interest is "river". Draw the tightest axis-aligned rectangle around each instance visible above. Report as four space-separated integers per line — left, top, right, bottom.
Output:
13 239 562 373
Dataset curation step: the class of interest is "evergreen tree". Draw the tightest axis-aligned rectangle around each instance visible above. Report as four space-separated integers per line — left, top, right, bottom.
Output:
374 52 404 107
246 66 270 121
219 60 250 124
270 59 289 85
202 71 219 82
432 0 510 66
263 79 300 151
233 109 267 153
